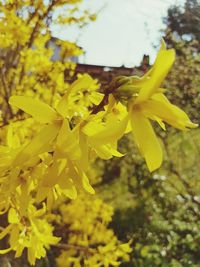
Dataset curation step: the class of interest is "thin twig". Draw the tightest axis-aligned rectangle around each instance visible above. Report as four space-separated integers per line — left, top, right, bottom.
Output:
0 117 27 129
91 85 116 114
0 70 13 120
19 0 58 85
52 242 94 254
91 93 109 114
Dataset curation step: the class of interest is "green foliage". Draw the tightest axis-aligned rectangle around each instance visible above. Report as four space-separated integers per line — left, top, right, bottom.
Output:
164 0 200 43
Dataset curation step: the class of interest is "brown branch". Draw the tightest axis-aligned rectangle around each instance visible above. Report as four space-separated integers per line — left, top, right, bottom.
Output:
0 70 14 120
0 226 94 255
52 242 94 255
91 93 109 114
91 85 116 114
19 0 58 85
0 117 27 129
26 2 41 25
27 0 57 48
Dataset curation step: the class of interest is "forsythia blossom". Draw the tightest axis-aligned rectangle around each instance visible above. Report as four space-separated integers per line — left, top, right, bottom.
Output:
0 1 134 266
56 194 132 267
104 40 197 171
0 203 60 265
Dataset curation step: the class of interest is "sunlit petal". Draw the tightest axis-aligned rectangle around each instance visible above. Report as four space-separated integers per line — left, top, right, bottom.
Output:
130 109 163 172
13 123 60 166
9 96 58 123
135 42 175 104
141 95 198 130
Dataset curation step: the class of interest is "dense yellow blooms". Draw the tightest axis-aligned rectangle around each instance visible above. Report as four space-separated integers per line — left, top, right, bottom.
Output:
0 203 60 265
0 0 197 265
56 194 132 267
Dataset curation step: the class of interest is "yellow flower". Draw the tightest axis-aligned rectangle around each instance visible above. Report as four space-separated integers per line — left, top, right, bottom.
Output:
56 194 131 267
9 75 97 201
81 96 129 160
9 75 95 166
0 204 60 265
128 40 198 172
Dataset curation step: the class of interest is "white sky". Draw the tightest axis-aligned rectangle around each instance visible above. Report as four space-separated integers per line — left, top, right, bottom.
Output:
52 0 185 67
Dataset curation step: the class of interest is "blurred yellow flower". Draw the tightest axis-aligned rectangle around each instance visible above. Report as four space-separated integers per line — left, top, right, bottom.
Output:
0 203 60 265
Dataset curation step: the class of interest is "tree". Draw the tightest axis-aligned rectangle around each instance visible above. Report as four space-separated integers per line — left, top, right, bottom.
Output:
165 0 200 39
164 0 200 49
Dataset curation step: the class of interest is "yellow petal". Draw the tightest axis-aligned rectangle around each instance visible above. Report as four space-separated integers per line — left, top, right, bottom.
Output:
94 144 124 160
42 158 67 187
130 109 163 172
34 203 46 217
0 247 12 254
56 74 94 117
15 244 24 257
9 96 58 123
89 92 104 105
83 116 128 146
82 120 105 136
152 116 166 130
125 121 132 133
13 123 60 166
56 119 81 160
10 227 20 247
66 161 80 188
36 186 49 202
135 43 175 104
8 208 20 224
141 95 198 130
78 132 89 171
19 182 30 216
47 189 56 210
80 170 95 194
67 161 95 194
91 116 128 145
58 176 77 200
28 247 36 265
0 224 12 240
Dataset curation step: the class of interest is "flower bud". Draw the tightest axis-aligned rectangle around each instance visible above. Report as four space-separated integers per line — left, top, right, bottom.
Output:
111 76 139 101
